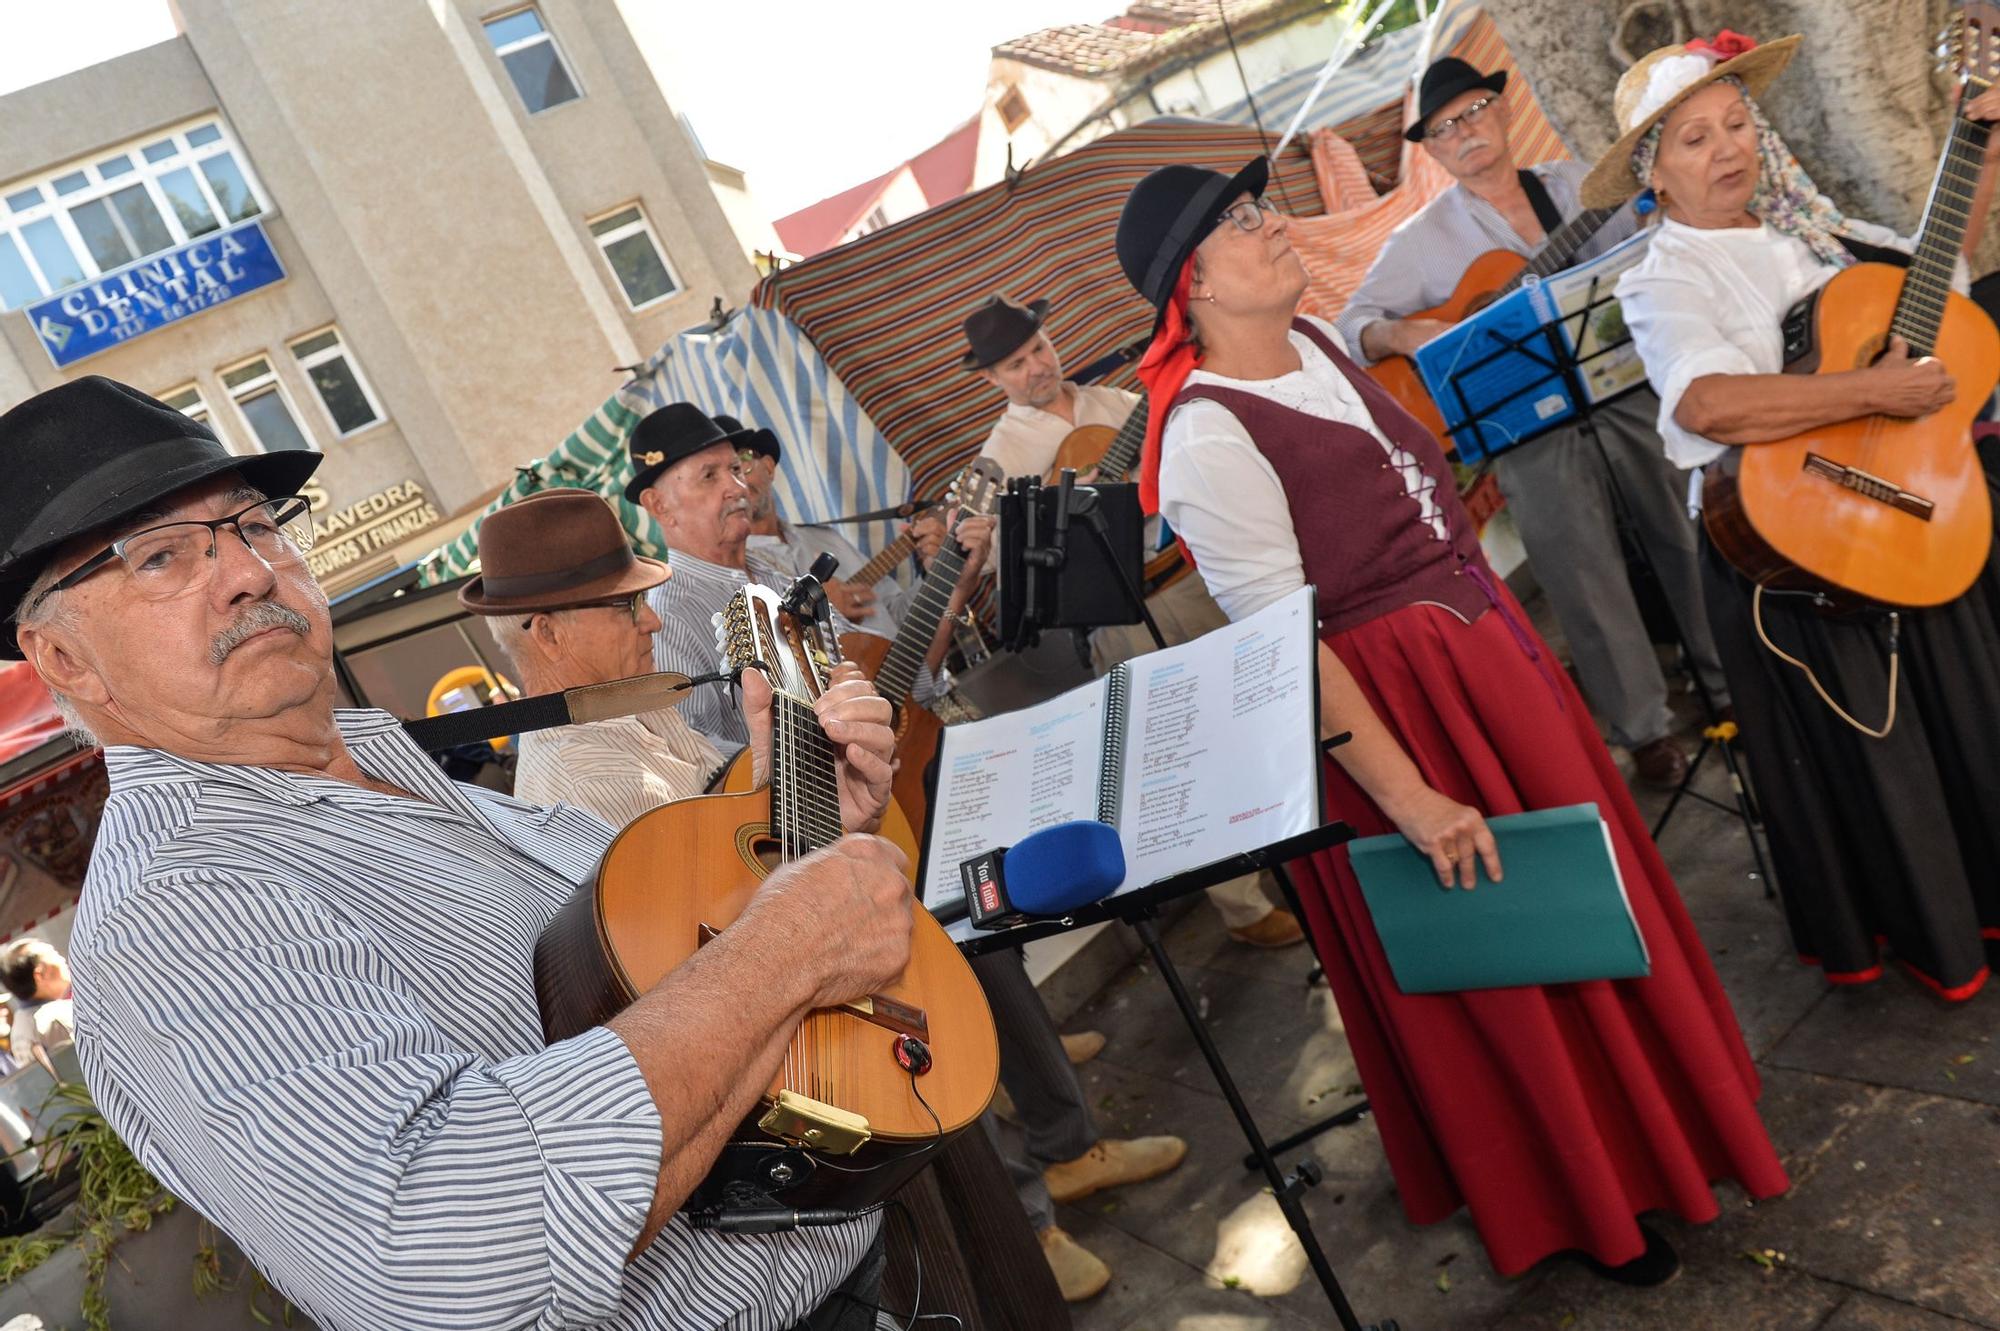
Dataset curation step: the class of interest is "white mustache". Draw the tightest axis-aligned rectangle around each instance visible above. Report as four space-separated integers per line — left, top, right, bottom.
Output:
210 601 310 665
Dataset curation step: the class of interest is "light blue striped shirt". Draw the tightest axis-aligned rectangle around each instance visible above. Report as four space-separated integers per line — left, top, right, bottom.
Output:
69 708 876 1331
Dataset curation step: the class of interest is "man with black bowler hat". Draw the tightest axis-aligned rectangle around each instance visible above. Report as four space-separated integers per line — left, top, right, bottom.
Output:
0 376 914 1330
1337 55 1730 787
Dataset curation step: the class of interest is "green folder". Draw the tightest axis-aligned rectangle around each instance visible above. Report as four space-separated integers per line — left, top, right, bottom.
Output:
1349 803 1650 994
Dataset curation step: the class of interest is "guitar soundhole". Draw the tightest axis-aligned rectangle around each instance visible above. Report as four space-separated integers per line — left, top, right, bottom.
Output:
1857 332 1893 370
735 823 782 875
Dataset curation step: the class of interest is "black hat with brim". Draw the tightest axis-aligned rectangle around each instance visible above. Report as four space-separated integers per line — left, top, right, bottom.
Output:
0 376 322 659
624 402 754 504
960 296 1052 370
1404 57 1507 142
1116 157 1269 325
714 414 780 465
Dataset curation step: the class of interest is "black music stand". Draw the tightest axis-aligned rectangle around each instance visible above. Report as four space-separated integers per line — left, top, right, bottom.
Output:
1429 278 1775 895
997 471 1163 653
952 822 1397 1331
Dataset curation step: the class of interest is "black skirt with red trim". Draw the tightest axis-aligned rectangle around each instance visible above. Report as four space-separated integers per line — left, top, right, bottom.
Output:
1698 534 2000 1001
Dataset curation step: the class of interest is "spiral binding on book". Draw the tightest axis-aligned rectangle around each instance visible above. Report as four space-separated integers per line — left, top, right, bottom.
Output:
1099 667 1129 825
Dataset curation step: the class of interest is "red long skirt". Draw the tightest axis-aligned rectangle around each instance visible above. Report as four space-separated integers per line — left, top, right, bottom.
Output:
1291 586 1789 1277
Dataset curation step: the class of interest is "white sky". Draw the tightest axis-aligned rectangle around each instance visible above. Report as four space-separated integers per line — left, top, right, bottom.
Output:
0 0 1113 218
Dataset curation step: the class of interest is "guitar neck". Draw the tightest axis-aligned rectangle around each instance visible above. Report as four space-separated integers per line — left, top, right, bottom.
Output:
876 540 969 702
771 691 844 858
1496 204 1622 298
1890 93 1991 355
847 531 915 588
1094 398 1152 483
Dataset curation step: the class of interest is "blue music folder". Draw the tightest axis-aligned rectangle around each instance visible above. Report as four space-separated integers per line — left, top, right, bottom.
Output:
1349 803 1650 994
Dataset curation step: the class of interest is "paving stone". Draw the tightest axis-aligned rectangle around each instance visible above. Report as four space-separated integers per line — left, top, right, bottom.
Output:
1818 1291 1993 1329
1057 1208 1208 1331
1766 975 2000 1106
1483 1251 1840 1331
1692 907 1832 1059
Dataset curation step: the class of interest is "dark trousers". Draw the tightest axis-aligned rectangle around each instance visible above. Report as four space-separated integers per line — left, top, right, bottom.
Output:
970 946 1097 1230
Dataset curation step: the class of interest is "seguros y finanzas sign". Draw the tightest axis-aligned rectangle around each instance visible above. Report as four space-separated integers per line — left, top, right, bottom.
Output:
25 220 286 369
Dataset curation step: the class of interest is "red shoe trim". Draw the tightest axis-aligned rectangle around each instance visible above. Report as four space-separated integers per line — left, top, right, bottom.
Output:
1980 927 2000 941
1822 964 1884 985
1898 961 1990 1003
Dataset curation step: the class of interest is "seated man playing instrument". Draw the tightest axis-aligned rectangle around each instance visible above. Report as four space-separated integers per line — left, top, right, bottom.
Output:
3 377 910 1331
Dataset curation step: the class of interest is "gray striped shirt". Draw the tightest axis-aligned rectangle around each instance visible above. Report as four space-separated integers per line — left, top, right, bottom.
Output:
69 708 876 1331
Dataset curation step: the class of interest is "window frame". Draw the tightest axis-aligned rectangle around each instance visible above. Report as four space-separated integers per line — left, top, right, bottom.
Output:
585 203 684 312
288 325 387 439
0 117 273 312
481 5 584 115
219 354 319 455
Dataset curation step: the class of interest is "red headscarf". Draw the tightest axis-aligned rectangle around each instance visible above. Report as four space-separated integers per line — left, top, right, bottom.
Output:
1132 254 1202 517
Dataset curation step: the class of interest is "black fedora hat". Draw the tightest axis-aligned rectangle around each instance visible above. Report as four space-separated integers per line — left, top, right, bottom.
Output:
960 295 1051 370
715 413 780 466
0 376 321 659
1116 157 1269 322
624 402 753 504
1404 57 1507 142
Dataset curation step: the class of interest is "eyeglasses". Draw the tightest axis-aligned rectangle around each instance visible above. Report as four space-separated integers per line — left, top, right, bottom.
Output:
1216 197 1280 232
1425 96 1496 141
520 591 650 631
23 495 315 616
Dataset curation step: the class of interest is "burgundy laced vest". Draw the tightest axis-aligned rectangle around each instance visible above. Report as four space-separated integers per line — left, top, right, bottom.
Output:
1171 318 1490 637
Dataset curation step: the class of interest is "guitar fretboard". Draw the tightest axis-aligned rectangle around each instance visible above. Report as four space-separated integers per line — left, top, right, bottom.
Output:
1095 398 1152 484
846 531 916 589
772 692 843 858
1497 204 1622 298
1890 86 1992 356
876 539 970 703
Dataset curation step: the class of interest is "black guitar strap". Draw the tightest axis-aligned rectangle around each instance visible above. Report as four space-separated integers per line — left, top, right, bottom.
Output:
1518 169 1564 237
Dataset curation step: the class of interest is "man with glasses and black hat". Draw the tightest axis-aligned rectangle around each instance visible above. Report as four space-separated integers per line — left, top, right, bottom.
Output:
1 377 920 1331
963 293 1303 951
1336 55 1730 789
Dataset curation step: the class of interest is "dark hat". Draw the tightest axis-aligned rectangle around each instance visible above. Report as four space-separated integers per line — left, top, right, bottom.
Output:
0 376 321 659
624 402 753 504
1404 57 1507 142
1115 157 1269 320
715 413 780 466
960 295 1051 370
459 488 667 616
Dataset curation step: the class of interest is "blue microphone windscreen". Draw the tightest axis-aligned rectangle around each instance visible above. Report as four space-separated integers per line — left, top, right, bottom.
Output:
1006 821 1127 916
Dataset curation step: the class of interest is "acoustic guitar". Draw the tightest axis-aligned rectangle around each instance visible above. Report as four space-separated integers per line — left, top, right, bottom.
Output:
1364 201 1622 440
1047 398 1192 593
1703 17 2000 608
536 578 997 1217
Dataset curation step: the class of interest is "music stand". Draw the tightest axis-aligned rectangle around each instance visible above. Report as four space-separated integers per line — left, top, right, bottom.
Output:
997 471 1164 653
1428 277 1775 893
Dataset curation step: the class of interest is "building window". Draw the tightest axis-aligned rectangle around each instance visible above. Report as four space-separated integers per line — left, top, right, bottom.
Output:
222 356 314 453
0 118 270 312
290 327 384 437
588 205 681 309
998 85 1032 132
484 7 581 114
854 206 890 237
158 382 238 451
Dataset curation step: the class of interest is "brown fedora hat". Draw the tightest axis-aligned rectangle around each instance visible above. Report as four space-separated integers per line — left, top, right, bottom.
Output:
459 489 667 616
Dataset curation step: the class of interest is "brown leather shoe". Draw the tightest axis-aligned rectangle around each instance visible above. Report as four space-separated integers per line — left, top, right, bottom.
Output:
1061 1030 1107 1065
1044 1136 1188 1204
1630 737 1689 788
1227 907 1306 949
1039 1226 1111 1302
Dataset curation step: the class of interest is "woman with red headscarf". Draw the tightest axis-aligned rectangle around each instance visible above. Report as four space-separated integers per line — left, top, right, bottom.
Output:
1114 159 1787 1283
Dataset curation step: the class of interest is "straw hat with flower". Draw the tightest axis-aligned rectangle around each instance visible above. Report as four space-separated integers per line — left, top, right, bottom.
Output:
1580 31 1803 209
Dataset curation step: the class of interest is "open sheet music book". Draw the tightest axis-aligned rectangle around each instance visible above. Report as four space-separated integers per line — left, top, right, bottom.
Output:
921 587 1322 939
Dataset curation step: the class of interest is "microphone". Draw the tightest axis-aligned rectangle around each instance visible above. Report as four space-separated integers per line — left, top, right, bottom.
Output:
961 821 1126 930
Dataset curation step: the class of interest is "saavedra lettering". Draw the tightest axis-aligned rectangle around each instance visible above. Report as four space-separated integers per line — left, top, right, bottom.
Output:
26 221 286 368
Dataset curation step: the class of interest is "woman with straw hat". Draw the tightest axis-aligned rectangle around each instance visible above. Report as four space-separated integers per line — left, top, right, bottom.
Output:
1112 158 1789 1285
1600 31 2000 1002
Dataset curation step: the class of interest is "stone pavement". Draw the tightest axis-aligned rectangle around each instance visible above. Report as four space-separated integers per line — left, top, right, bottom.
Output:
1053 713 2000 1331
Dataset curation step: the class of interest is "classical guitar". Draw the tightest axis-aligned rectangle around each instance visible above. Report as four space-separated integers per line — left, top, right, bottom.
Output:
840 459 1005 838
536 578 998 1216
1047 397 1192 593
1365 198 1622 439
1703 13 2000 607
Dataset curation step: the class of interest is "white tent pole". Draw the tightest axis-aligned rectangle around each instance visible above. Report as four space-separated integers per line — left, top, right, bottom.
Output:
1272 0 1401 157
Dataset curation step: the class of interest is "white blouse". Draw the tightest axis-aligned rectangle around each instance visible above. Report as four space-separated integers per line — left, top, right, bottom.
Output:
1158 316 1448 622
1617 215 1950 471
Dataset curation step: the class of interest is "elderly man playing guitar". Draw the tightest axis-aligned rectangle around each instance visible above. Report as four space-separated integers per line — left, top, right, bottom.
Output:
2 377 915 1331
964 294 1303 951
1338 55 1730 787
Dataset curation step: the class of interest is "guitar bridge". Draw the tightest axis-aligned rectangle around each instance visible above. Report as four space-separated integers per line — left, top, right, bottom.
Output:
759 1090 872 1155
1802 453 1935 521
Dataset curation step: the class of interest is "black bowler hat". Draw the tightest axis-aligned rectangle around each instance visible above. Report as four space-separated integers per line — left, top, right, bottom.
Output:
0 376 321 659
1404 57 1508 142
1115 157 1269 321
624 402 753 503
715 413 780 466
960 295 1051 370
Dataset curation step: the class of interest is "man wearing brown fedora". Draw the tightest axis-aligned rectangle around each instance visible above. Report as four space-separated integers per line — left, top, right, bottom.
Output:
964 294 1302 952
0 377 916 1329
